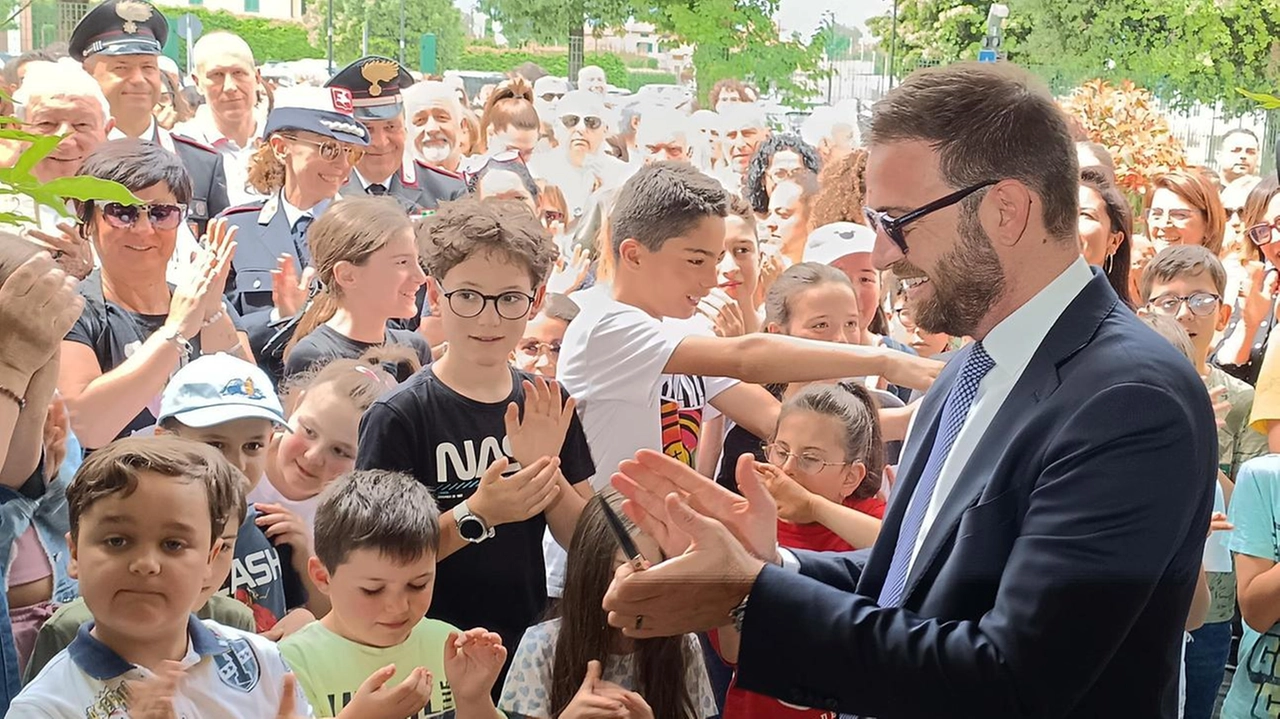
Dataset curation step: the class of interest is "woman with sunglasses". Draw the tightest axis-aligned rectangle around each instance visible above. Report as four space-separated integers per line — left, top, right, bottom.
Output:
528 90 626 229
219 86 370 316
57 139 247 450
1212 177 1280 385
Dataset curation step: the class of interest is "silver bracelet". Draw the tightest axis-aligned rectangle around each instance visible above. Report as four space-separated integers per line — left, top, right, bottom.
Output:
202 310 226 328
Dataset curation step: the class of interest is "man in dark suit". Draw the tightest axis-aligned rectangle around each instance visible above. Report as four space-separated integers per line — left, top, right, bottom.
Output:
69 0 229 235
601 62 1217 718
327 57 466 214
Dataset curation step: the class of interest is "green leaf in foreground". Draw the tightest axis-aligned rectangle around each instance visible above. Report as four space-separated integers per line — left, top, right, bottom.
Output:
40 176 142 205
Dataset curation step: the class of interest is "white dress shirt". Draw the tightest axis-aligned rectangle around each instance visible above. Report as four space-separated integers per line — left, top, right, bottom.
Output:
174 107 264 206
902 256 1094 573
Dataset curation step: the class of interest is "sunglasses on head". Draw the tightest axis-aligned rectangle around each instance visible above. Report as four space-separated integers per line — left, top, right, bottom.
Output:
560 114 602 131
281 133 366 164
100 202 186 230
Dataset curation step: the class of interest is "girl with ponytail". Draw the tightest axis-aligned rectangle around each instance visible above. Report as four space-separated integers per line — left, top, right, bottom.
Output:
282 196 429 382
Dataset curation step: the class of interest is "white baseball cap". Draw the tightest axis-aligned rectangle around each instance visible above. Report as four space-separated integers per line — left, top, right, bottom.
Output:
804 222 876 266
158 354 287 429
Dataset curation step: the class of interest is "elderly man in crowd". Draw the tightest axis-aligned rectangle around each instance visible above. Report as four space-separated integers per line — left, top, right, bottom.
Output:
175 31 264 206
634 108 693 166
6 60 111 233
720 102 771 179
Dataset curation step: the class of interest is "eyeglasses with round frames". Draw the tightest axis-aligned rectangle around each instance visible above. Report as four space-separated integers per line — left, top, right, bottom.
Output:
1145 291 1221 317
439 285 536 320
281 133 366 164
763 443 848 475
863 179 999 255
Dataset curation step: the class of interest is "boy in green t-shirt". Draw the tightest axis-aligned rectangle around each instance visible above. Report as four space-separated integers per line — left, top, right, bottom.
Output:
280 470 506 718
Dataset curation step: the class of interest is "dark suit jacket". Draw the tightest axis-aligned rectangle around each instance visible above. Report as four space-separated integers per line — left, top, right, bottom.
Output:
735 271 1217 718
340 161 467 214
171 134 229 236
217 198 297 316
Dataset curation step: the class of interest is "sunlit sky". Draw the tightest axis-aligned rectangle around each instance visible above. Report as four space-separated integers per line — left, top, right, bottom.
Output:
452 0 894 37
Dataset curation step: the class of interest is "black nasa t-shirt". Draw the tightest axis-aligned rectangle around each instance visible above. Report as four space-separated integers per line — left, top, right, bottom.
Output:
63 272 243 446
354 366 594 680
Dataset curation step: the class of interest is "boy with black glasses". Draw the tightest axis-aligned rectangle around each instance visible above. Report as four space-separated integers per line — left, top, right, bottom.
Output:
354 196 593 695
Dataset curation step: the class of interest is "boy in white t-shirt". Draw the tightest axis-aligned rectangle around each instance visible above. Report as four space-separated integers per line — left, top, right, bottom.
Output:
10 437 311 718
558 161 940 488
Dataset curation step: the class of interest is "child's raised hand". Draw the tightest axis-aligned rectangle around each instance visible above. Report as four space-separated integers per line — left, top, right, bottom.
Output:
468 456 562 528
255 502 312 557
559 660 628 719
337 664 433 719
125 660 185 719
754 462 819 525
504 377 577 468
442 628 507 704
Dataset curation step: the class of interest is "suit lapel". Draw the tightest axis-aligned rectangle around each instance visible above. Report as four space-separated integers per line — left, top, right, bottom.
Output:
898 271 1118 604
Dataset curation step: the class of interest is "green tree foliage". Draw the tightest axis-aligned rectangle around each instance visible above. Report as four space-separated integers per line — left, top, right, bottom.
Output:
315 0 466 71
867 0 1280 114
475 0 825 106
479 0 631 47
457 47 630 82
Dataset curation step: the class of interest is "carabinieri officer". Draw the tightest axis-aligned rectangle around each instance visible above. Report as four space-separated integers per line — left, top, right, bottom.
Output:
69 0 229 237
325 56 466 213
217 85 369 316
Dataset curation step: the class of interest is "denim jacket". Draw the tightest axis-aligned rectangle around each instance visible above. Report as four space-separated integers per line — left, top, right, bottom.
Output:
0 434 82 714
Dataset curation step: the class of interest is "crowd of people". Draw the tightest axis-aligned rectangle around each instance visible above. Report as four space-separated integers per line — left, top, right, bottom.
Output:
0 0 1278 716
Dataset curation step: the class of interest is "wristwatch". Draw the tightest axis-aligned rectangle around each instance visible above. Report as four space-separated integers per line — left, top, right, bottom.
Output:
454 499 495 544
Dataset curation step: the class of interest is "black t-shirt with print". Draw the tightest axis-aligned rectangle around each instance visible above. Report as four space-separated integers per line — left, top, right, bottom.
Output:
283 323 430 383
63 273 243 444
222 508 308 632
354 365 594 680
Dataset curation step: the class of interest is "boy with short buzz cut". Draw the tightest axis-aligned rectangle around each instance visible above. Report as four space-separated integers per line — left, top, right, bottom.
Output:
356 196 594 691
558 161 939 495
1139 243 1267 717
281 469 507 718
9 437 313 718
154 353 312 636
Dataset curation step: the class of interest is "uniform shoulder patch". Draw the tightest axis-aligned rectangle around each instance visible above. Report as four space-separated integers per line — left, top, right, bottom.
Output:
219 202 266 217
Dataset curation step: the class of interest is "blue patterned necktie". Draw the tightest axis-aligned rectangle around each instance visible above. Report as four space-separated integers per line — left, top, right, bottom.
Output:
877 341 997 608
291 215 313 268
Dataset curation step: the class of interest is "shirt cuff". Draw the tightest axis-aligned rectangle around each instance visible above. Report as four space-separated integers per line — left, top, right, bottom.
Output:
777 547 801 572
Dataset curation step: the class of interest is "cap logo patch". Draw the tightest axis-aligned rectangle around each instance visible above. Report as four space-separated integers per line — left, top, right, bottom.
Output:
361 59 399 97
115 0 153 34
221 378 266 400
329 87 354 114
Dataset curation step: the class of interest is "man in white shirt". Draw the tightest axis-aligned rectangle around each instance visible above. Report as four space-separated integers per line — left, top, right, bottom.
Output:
527 90 629 225
602 62 1217 718
176 31 264 206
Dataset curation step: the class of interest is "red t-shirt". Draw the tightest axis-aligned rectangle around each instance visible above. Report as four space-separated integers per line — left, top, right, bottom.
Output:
717 494 887 719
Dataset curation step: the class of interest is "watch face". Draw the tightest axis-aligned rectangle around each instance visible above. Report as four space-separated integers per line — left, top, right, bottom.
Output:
458 516 485 541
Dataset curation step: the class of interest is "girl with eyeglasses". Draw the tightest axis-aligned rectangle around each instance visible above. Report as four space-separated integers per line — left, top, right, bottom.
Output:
281 196 429 384
57 139 249 450
711 381 884 719
220 86 370 317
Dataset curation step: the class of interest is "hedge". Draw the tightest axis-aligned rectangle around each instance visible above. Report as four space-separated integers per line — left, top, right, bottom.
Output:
159 7 323 67
455 48 677 91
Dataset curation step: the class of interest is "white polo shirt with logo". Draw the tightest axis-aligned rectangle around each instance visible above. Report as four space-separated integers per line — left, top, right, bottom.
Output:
9 615 312 718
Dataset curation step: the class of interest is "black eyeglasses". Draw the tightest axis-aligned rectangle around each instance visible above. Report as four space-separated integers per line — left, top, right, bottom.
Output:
1146 292 1221 317
863 179 999 254
560 114 602 131
101 202 186 230
439 285 535 319
1248 220 1280 247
